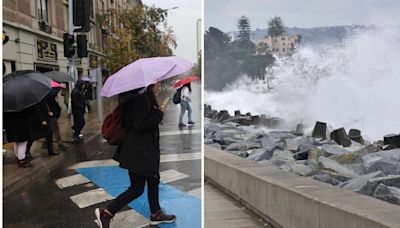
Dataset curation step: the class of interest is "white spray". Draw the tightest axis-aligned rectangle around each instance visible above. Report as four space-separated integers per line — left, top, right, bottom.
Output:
206 26 400 140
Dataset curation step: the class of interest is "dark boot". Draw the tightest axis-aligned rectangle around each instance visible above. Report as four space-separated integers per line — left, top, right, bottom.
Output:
17 159 33 168
25 151 34 159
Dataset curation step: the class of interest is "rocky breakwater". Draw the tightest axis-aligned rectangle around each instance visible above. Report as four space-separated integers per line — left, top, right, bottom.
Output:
204 104 400 206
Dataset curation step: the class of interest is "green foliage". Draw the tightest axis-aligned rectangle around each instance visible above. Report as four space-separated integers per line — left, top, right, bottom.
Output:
97 5 177 74
268 16 285 37
204 25 274 91
237 16 251 41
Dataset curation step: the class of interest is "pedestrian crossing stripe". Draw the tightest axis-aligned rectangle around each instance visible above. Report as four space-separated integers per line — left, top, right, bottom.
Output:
76 166 201 228
70 188 114 209
68 152 201 169
160 169 189 183
160 129 201 136
55 174 90 189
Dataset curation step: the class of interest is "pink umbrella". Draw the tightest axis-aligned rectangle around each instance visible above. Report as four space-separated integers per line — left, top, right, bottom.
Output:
174 75 199 88
51 80 66 89
101 56 194 97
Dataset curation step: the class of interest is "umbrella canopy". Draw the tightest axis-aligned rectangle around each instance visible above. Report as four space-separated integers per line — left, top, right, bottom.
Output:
51 80 66 89
174 75 199 88
3 70 52 112
80 76 95 83
43 71 73 82
101 56 194 97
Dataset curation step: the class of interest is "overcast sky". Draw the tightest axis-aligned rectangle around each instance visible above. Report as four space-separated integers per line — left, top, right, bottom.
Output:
205 0 400 32
142 0 201 63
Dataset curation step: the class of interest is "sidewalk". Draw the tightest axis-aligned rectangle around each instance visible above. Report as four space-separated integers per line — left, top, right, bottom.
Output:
205 181 270 228
3 87 173 198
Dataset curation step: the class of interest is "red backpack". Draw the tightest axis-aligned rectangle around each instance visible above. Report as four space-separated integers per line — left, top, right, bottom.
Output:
102 103 127 145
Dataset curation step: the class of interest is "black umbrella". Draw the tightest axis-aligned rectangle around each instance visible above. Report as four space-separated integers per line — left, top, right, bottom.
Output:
43 71 73 82
3 70 52 112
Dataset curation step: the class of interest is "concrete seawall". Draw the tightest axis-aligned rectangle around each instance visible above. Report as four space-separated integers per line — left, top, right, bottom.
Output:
204 145 400 228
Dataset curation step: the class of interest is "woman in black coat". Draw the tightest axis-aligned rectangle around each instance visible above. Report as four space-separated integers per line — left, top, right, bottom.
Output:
3 102 49 167
95 83 176 228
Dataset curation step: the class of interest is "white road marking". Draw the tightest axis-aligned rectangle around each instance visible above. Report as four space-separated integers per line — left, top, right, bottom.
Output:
188 188 202 198
110 210 149 228
69 159 118 169
55 174 90 189
69 152 201 169
160 170 189 183
160 152 201 163
70 188 114 209
160 129 201 136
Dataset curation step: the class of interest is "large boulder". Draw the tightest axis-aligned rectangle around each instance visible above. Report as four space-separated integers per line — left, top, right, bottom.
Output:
365 175 400 195
283 138 300 151
360 149 400 175
312 173 342 186
373 184 400 205
226 140 261 151
308 148 324 160
246 148 276 161
290 163 314 176
340 171 384 195
318 156 358 178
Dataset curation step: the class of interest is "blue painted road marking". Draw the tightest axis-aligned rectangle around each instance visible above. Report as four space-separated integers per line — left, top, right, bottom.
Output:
76 166 201 228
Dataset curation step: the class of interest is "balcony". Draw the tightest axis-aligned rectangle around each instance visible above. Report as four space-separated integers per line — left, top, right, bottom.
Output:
38 20 52 34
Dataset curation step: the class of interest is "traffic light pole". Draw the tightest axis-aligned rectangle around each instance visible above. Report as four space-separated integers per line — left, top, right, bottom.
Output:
68 0 79 126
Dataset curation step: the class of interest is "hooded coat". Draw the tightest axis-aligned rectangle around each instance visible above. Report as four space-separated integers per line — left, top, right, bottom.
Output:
71 80 86 115
116 93 163 177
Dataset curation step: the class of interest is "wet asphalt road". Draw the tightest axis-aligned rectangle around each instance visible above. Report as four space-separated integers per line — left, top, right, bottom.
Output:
3 82 202 228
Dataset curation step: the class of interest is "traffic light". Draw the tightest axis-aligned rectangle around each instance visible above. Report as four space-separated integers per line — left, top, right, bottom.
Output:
77 34 88 58
3 31 9 45
73 0 92 32
63 33 75 58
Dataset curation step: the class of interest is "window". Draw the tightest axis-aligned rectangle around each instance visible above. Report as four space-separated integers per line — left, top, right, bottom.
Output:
283 43 285 46
38 0 49 23
281 37 285 40
283 48 286 52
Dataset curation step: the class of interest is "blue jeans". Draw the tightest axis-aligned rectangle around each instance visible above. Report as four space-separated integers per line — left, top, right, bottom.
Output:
179 100 192 124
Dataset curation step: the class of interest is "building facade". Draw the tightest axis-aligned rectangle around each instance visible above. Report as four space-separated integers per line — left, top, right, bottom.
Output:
2 0 141 76
256 34 301 56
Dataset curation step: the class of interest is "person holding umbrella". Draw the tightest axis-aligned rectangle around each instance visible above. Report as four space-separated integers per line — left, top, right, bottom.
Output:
3 70 52 167
71 79 87 142
95 56 194 227
174 76 198 128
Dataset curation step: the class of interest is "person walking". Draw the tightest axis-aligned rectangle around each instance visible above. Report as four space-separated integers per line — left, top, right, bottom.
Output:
178 83 195 128
95 83 176 227
71 79 86 142
3 103 49 167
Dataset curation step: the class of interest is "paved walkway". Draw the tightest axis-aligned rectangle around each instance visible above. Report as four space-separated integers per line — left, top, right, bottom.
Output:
205 182 272 228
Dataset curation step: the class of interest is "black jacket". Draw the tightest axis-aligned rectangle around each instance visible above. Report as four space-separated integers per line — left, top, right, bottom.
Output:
4 102 49 142
116 94 163 177
45 91 62 119
71 80 86 115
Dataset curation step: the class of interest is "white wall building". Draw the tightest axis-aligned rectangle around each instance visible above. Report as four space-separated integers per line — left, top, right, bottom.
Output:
256 34 301 56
